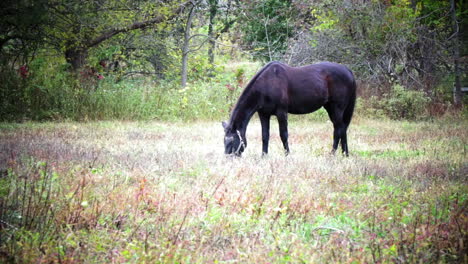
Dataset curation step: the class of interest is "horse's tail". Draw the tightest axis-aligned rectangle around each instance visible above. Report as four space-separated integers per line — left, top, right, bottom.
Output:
343 76 356 128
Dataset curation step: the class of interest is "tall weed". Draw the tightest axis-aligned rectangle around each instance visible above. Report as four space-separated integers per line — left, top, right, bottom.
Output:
0 57 256 121
2 58 448 122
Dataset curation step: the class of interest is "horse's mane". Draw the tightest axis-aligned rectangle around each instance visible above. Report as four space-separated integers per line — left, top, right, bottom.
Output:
228 61 279 127
241 61 278 95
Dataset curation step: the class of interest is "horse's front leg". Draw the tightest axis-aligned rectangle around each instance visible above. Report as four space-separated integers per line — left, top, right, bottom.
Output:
259 112 270 155
277 111 290 155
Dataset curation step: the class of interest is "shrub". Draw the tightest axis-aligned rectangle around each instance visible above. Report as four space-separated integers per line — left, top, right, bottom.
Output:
0 55 257 121
0 161 59 262
382 84 430 120
0 65 26 121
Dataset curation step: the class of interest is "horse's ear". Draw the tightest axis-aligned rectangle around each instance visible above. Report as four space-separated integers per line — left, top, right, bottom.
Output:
222 121 228 130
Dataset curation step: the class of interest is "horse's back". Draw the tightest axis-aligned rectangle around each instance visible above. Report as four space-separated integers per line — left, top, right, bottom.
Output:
309 62 355 100
300 62 355 87
278 62 352 114
254 61 355 115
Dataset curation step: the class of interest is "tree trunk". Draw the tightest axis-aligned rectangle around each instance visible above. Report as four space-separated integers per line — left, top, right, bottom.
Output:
181 3 196 87
65 48 88 72
208 0 218 67
451 0 463 107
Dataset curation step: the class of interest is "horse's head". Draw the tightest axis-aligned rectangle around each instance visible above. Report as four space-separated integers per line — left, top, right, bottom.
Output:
222 121 246 156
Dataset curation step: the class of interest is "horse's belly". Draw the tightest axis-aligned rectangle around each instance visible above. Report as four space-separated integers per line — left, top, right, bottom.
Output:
288 105 323 114
288 97 327 114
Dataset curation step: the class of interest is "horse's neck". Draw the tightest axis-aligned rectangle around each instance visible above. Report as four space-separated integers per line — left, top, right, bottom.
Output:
229 96 258 134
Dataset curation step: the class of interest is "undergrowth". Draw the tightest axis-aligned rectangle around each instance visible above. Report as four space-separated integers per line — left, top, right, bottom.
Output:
2 57 464 122
0 58 259 122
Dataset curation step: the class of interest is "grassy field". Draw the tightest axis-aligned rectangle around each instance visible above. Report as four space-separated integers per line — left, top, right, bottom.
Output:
0 115 467 263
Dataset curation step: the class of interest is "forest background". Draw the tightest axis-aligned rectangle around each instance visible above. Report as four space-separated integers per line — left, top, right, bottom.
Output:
1 0 467 121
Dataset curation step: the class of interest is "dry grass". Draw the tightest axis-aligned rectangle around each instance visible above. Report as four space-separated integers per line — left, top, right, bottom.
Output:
0 116 467 263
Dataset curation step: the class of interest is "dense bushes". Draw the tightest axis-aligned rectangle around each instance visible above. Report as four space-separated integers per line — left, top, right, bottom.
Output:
0 66 25 121
0 58 254 122
361 84 431 120
0 53 459 122
382 85 430 120
0 57 457 122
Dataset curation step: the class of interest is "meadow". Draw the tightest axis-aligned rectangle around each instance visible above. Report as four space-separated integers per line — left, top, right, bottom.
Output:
1 0 466 262
0 114 466 263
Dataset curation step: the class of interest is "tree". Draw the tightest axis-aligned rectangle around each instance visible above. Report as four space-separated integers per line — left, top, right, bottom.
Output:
206 0 236 66
43 1 189 72
181 1 199 87
282 0 463 99
237 0 302 62
207 0 219 66
451 0 463 107
0 0 49 64
178 0 237 86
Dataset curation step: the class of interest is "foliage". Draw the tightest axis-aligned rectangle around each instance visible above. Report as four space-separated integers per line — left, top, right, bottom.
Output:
357 85 431 120
0 54 455 122
0 0 49 60
286 0 464 98
0 55 257 122
0 161 59 263
0 0 465 119
0 62 25 121
381 84 430 120
237 0 301 62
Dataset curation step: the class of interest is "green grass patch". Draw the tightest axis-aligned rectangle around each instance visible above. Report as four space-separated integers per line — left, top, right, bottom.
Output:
356 149 423 158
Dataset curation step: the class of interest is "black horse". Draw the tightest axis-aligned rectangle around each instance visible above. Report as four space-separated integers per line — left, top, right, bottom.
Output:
222 61 356 156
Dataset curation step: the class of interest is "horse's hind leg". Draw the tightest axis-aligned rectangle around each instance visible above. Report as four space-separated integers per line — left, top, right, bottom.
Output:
324 104 348 156
340 127 349 156
340 111 352 156
332 124 341 153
